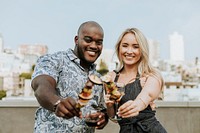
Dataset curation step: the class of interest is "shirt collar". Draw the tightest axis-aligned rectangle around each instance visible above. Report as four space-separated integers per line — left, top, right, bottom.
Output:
66 49 96 71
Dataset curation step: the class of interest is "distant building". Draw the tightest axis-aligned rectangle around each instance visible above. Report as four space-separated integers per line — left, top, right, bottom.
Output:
169 32 185 61
0 44 49 96
0 77 3 90
148 39 160 66
17 44 48 66
0 34 3 53
0 72 20 96
0 53 16 72
18 44 48 56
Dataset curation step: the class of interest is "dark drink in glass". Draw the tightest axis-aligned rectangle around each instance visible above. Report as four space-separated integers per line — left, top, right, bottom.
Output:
84 108 100 127
85 119 98 127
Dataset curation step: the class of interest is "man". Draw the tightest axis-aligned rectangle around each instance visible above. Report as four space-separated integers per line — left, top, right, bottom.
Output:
31 21 108 132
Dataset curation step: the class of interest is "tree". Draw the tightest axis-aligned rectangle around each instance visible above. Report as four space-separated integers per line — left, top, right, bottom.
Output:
19 73 32 79
0 90 6 100
97 59 109 76
19 64 35 79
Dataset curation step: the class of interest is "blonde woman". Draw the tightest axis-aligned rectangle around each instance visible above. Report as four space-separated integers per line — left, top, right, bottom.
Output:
104 28 167 133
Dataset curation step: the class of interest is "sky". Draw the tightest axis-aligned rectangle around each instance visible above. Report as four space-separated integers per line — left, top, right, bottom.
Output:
0 0 200 61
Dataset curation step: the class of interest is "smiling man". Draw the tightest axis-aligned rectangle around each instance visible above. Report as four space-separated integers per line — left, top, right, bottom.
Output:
74 21 103 70
31 21 108 133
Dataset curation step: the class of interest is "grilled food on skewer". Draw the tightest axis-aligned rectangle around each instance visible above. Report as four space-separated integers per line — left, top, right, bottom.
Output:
101 74 124 101
88 74 102 85
76 74 102 108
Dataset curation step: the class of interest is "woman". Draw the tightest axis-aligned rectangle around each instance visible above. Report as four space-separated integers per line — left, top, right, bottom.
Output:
104 28 167 133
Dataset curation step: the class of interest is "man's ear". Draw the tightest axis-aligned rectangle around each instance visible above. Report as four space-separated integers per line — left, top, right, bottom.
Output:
74 36 78 45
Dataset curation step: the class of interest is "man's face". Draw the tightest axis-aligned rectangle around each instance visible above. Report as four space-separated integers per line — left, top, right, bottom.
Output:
75 25 103 64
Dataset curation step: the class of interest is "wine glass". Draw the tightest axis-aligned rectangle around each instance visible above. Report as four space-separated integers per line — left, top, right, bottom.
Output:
83 106 101 127
104 82 125 121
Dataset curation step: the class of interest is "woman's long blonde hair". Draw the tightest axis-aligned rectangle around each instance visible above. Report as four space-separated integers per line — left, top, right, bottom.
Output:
115 28 164 89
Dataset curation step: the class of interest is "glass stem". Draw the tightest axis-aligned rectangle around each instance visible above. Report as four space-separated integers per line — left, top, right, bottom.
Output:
115 102 119 117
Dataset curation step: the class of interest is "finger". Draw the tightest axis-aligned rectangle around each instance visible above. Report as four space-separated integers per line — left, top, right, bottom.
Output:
118 101 134 112
119 105 139 117
65 98 80 116
104 94 110 99
59 104 74 118
118 101 131 110
107 101 114 104
119 106 138 116
96 113 105 128
64 102 79 117
124 107 139 118
121 111 139 118
56 103 70 116
55 110 65 118
68 98 80 113
105 99 114 104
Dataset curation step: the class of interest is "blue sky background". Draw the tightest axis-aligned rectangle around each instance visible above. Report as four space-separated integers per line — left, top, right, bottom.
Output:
0 0 199 60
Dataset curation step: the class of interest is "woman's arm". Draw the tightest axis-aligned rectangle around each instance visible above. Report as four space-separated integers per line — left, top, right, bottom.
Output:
118 75 162 118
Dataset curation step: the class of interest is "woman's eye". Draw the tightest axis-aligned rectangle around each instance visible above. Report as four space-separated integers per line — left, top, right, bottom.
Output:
133 44 139 48
134 46 139 48
122 44 128 47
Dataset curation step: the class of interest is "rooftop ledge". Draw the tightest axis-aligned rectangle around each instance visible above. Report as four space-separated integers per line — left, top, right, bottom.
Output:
0 97 200 107
0 97 39 107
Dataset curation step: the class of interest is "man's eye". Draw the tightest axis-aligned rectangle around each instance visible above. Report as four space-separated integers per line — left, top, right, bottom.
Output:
84 37 93 43
96 41 103 45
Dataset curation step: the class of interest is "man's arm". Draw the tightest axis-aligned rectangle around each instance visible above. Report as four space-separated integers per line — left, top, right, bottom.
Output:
31 75 60 111
32 74 80 118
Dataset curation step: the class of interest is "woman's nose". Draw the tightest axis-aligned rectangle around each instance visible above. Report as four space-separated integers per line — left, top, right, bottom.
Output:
126 47 134 53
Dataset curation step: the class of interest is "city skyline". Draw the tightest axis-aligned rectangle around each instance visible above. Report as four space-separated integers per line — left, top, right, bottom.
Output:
0 0 200 61
170 32 185 61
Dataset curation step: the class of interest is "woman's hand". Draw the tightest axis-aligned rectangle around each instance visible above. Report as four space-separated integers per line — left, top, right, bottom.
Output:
117 99 145 118
104 94 115 107
104 94 116 119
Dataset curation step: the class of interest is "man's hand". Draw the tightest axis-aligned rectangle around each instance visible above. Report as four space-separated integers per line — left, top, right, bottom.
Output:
55 97 81 119
96 111 109 129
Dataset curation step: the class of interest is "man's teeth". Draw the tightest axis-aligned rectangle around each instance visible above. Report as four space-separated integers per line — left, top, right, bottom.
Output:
88 51 96 56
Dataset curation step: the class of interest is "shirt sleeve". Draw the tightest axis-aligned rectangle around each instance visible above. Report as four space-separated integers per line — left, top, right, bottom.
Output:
31 53 62 82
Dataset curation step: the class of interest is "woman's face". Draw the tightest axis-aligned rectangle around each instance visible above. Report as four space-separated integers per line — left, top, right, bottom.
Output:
119 33 141 66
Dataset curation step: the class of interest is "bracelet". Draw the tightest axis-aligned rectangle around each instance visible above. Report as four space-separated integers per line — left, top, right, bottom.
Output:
53 99 61 112
138 97 147 108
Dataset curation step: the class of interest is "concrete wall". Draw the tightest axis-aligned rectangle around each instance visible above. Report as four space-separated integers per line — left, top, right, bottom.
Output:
155 107 200 133
97 106 200 133
0 107 36 133
0 101 200 133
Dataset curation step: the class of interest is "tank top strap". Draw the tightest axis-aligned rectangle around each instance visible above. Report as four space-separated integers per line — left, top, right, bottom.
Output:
113 70 120 82
136 72 140 80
